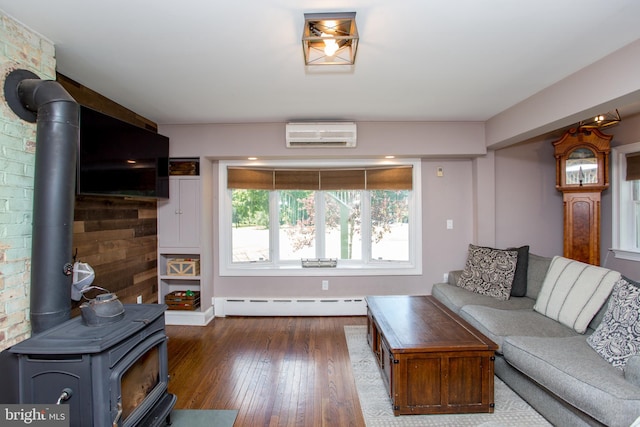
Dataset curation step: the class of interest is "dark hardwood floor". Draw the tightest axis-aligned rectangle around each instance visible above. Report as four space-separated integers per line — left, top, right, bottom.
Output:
165 316 368 426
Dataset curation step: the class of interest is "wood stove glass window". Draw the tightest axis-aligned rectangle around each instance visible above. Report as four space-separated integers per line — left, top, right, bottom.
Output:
121 345 160 421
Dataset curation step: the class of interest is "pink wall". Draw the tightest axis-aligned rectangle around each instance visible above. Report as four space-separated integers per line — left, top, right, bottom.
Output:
486 39 640 149
494 136 563 256
204 157 476 298
159 121 572 298
159 121 486 159
160 115 640 298
493 116 640 279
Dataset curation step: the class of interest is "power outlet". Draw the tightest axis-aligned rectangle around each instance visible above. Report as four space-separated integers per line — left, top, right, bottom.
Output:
322 280 329 291
443 273 449 283
136 295 143 304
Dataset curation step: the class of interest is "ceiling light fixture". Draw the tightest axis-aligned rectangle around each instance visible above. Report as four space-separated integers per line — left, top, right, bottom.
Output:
302 12 358 66
578 109 621 130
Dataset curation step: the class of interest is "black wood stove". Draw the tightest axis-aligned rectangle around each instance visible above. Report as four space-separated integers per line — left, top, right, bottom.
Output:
1 71 175 426
8 304 176 427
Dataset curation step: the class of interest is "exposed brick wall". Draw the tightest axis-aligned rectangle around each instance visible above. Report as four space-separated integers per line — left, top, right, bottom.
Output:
0 12 56 350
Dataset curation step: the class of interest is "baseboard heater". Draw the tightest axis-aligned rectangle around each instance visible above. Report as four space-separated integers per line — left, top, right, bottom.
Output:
214 297 367 317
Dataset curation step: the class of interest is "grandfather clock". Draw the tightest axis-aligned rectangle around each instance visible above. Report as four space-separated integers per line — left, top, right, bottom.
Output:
553 128 611 265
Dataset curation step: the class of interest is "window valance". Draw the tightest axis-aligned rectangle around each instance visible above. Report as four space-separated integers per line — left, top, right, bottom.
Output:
626 152 640 181
227 165 413 190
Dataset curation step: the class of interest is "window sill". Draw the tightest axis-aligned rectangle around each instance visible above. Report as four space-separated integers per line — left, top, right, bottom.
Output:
220 263 421 277
611 249 640 262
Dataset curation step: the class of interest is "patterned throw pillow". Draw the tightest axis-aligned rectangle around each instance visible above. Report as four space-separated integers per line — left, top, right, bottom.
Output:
587 277 640 369
456 244 518 300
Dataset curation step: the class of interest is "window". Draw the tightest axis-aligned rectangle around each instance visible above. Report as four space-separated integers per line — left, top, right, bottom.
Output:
220 160 421 276
612 142 640 261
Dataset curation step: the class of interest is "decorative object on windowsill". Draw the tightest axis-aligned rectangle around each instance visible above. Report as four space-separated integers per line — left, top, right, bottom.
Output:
302 12 358 66
552 128 612 266
301 258 338 268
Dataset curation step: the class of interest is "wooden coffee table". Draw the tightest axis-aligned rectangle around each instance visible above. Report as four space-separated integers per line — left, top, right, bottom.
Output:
365 295 498 416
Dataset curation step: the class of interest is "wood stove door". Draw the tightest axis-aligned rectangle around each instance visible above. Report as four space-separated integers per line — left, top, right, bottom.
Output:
17 354 93 426
112 332 172 427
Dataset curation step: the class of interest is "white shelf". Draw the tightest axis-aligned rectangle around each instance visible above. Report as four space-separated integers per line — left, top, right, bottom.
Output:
158 252 211 325
157 168 214 326
164 306 214 326
159 275 201 281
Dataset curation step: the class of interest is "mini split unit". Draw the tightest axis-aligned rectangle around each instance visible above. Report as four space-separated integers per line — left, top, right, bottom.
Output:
285 122 357 148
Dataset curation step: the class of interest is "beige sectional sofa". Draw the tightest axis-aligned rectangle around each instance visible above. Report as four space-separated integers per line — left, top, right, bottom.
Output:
432 248 640 427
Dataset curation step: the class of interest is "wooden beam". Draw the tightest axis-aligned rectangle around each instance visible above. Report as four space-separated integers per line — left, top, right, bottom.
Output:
56 72 158 132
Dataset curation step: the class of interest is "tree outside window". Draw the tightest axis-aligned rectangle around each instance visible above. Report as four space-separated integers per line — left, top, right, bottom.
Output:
223 160 420 274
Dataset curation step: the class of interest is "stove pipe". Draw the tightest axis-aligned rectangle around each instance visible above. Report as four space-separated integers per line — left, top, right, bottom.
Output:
4 69 79 333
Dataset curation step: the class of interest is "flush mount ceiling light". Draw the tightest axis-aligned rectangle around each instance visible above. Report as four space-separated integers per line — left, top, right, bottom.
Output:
302 12 358 66
578 109 621 130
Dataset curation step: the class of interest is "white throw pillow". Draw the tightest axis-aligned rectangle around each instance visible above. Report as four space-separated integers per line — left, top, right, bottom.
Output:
533 256 620 333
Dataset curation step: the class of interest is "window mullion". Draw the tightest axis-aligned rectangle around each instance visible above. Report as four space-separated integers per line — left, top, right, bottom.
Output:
316 192 325 258
361 190 372 263
270 191 280 263
408 190 416 261
634 181 640 250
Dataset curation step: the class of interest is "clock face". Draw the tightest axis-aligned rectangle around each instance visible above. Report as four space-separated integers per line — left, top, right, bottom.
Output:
566 147 598 185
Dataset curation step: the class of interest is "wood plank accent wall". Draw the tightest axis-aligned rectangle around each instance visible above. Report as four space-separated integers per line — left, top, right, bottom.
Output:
56 74 162 317
72 196 159 315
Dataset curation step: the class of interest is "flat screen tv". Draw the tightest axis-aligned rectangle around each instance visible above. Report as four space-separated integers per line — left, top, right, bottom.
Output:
77 106 169 199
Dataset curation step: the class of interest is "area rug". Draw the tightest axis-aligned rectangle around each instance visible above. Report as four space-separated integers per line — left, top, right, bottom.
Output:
344 325 552 426
168 409 238 427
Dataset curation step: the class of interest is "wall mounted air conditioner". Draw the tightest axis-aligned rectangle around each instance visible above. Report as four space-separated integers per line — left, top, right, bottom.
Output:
285 122 357 148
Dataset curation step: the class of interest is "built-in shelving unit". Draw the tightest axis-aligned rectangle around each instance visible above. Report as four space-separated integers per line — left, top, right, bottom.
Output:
157 159 214 326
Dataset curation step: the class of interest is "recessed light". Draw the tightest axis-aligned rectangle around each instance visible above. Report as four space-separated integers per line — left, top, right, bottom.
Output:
248 157 258 160
385 155 395 159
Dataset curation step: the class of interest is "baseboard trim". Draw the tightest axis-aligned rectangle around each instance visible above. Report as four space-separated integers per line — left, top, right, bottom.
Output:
165 306 215 326
214 297 367 317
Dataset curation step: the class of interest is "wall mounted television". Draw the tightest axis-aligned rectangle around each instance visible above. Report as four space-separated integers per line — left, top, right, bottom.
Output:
77 106 170 199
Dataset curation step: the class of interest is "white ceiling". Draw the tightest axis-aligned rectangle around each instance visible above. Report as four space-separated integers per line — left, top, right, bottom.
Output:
2 1 640 127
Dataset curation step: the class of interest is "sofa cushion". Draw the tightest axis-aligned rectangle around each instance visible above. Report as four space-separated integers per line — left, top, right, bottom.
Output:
459 305 579 353
524 253 552 300
432 282 535 314
457 244 518 301
534 256 620 333
625 355 640 388
447 270 462 286
588 276 640 369
503 335 640 427
508 245 529 297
